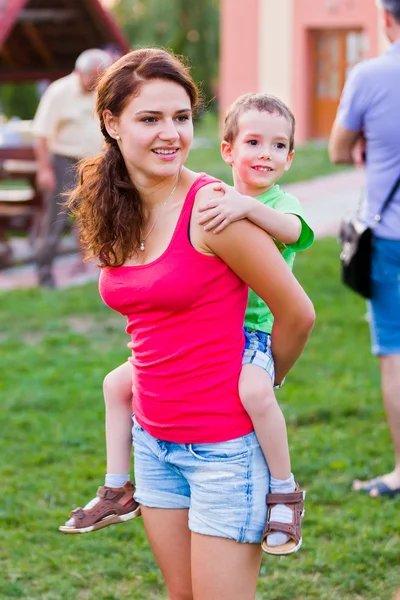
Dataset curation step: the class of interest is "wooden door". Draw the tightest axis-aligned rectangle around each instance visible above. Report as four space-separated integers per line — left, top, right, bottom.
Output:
311 30 364 139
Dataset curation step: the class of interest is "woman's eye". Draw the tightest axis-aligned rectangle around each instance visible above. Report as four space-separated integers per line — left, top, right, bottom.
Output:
247 140 258 146
141 117 157 123
176 115 190 122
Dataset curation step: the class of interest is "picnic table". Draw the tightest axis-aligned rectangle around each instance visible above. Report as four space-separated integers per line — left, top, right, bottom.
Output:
0 123 44 266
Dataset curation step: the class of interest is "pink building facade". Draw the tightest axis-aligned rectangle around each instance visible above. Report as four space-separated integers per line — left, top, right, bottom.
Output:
220 0 380 144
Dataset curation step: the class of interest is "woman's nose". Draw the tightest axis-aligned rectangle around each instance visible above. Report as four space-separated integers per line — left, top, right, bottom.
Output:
159 120 179 141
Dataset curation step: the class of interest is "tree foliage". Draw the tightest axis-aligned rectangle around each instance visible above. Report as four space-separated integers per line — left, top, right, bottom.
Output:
0 83 39 120
111 0 220 104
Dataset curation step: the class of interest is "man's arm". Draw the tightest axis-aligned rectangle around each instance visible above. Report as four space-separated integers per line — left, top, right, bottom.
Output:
329 62 368 165
328 120 360 165
32 82 60 192
34 136 56 191
351 133 367 168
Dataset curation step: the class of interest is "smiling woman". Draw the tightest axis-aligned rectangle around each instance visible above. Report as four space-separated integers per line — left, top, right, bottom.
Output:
67 49 199 267
104 80 193 177
63 48 314 600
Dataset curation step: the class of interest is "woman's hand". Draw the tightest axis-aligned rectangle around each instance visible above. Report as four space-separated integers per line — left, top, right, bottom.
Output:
197 183 255 233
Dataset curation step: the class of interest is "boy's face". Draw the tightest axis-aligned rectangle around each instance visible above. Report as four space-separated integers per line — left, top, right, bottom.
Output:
221 109 294 196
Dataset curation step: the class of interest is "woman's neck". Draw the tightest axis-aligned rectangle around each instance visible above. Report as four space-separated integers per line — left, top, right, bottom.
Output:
131 168 185 210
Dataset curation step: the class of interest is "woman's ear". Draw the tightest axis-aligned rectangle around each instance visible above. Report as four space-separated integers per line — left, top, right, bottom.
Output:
103 109 119 140
221 140 234 166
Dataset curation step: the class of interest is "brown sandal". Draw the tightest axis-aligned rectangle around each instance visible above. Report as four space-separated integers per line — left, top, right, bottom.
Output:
59 481 141 534
261 482 305 555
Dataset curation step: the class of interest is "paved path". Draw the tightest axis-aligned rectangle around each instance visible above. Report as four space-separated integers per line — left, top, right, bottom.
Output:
285 168 363 238
0 168 364 291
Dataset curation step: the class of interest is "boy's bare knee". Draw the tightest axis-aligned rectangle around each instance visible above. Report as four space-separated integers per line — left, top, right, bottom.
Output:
239 377 276 418
103 369 121 398
103 362 132 408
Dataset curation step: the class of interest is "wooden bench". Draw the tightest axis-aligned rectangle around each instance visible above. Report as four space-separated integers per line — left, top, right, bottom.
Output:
0 150 44 266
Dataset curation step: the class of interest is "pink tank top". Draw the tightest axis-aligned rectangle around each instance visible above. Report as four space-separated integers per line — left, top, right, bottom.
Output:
99 174 253 443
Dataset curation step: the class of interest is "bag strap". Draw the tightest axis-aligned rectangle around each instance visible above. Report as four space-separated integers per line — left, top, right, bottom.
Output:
373 173 400 227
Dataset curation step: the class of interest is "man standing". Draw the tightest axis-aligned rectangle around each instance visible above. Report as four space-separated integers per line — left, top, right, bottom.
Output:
329 0 400 497
32 48 113 288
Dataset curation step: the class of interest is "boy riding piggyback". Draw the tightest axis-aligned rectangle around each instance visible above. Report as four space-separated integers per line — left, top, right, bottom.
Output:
197 93 314 555
61 93 314 556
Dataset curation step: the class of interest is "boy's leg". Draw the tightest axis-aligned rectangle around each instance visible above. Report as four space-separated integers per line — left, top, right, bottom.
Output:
104 361 134 476
60 361 140 533
239 364 290 481
240 330 303 554
239 365 301 553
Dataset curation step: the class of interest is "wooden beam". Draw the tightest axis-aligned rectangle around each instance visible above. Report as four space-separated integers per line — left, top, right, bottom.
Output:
84 0 130 53
0 69 69 83
3 28 30 70
0 43 15 68
22 22 54 66
18 9 78 23
0 0 28 47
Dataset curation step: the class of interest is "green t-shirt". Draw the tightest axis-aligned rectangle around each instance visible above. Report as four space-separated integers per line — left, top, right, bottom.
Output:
244 185 314 334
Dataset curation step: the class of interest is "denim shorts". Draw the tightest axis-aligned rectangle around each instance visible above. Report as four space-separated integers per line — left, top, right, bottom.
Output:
243 327 275 382
368 237 400 355
132 417 269 543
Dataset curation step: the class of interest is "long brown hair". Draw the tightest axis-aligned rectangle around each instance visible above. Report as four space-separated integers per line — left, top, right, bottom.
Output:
67 48 200 267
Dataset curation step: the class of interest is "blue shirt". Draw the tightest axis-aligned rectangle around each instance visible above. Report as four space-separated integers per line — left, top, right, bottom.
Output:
337 41 400 239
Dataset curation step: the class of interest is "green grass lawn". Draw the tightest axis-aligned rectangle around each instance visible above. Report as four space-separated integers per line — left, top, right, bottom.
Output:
1 239 399 599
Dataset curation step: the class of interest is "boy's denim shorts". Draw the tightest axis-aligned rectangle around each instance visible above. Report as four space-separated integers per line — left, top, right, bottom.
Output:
368 237 400 356
132 417 270 543
243 327 275 382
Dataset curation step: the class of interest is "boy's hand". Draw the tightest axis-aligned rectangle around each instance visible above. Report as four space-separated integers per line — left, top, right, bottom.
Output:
197 183 253 233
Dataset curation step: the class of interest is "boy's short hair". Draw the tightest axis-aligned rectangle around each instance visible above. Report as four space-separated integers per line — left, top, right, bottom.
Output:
223 93 296 152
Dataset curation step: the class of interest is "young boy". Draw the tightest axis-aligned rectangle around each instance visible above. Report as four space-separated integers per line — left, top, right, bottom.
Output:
60 93 314 556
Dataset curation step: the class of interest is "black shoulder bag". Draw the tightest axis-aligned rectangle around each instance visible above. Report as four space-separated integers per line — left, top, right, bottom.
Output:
339 174 400 299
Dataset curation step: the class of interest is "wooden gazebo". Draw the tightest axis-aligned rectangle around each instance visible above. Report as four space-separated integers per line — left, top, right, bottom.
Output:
0 0 130 266
0 0 130 82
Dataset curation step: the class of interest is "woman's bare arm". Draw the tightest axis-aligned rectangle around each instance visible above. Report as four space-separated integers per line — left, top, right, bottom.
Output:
192 188 315 382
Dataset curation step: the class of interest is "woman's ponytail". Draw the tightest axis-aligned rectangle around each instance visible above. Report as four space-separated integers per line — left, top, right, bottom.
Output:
67 141 144 267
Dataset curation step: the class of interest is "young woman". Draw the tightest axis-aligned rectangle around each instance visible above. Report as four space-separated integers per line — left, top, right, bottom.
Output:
67 48 315 599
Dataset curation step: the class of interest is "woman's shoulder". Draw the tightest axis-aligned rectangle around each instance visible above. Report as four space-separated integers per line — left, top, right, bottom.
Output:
182 169 221 204
184 169 220 185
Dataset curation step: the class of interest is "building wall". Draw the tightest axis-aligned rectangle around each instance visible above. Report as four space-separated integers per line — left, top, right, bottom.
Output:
258 0 293 110
292 0 379 142
219 0 379 144
219 0 260 129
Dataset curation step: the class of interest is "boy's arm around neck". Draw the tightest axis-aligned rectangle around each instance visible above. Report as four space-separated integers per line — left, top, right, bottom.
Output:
246 197 302 245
